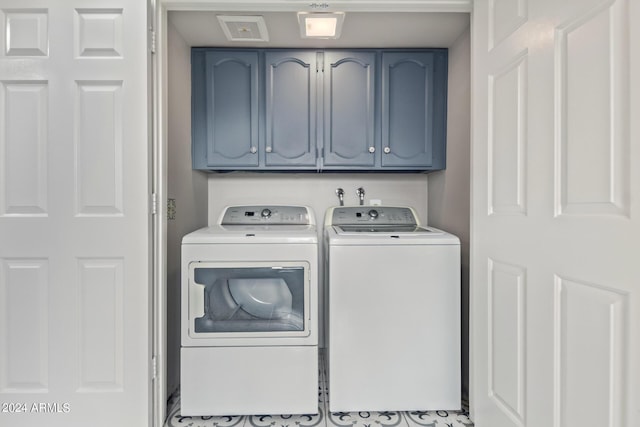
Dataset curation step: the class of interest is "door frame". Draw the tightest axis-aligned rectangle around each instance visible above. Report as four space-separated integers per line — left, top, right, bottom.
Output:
151 1 474 425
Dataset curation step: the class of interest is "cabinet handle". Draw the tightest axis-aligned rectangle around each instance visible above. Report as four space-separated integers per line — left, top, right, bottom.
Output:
266 146 272 153
250 146 257 154
383 147 391 154
368 146 375 153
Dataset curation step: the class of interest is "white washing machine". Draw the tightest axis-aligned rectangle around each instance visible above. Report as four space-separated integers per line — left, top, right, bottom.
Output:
181 206 318 416
324 206 460 412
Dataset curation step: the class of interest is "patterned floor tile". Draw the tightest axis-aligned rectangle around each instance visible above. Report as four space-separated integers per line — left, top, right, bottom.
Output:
164 390 324 427
245 409 325 427
164 393 474 427
326 410 406 427
403 410 473 427
165 394 246 427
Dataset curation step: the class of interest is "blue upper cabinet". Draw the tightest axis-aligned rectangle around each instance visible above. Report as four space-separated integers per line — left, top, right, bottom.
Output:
192 50 260 169
192 48 447 172
322 51 376 169
264 51 318 169
381 51 448 170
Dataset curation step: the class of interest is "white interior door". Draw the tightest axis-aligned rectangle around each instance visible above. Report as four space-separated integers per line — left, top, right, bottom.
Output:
0 1 150 426
472 0 638 426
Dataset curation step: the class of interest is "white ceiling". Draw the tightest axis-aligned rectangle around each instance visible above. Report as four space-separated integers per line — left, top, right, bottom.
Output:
169 11 470 48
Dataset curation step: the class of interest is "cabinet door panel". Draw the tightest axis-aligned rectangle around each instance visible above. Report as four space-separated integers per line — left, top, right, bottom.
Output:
265 51 317 168
382 51 447 169
196 51 259 168
323 51 376 168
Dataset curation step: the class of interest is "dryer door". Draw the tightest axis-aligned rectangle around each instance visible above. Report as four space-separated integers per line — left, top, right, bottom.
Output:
187 261 311 341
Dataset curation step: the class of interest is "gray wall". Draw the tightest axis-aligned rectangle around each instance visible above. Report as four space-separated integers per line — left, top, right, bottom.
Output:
429 27 471 402
166 21 208 395
208 174 429 227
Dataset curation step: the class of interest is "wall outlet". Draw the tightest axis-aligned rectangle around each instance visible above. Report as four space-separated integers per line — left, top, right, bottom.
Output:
167 198 176 220
370 199 382 206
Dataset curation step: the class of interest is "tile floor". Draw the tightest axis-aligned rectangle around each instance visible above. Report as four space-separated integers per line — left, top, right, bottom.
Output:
164 354 473 427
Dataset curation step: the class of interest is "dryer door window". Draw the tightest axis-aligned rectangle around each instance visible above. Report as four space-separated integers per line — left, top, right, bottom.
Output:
188 262 310 338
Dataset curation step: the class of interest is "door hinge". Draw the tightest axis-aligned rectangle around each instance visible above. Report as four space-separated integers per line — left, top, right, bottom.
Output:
152 356 157 380
151 193 158 215
149 29 156 54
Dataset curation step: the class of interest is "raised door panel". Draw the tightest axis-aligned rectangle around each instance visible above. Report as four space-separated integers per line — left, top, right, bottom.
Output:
555 1 630 217
193 50 259 169
265 51 317 168
0 259 49 393
0 81 48 216
488 259 526 426
75 81 124 216
554 276 627 427
322 51 376 168
489 0 528 50
489 52 528 215
381 51 447 169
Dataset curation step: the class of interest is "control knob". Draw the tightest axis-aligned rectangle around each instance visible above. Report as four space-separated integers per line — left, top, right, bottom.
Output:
261 208 272 219
368 209 379 219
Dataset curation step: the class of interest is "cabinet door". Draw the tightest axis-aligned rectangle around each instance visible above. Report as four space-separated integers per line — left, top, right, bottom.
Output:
192 50 259 169
322 51 376 168
265 51 318 168
381 51 447 169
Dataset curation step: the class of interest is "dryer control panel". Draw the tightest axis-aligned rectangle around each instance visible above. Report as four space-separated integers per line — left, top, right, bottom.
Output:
330 206 418 226
221 206 311 225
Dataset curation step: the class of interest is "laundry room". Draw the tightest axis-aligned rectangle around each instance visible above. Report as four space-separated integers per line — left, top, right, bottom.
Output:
0 1 635 426
163 5 471 424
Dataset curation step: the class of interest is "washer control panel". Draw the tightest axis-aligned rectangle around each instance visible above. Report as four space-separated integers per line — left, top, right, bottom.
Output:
221 206 311 225
330 206 418 226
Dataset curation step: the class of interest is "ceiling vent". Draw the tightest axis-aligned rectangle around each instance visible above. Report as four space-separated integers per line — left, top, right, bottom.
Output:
217 15 269 42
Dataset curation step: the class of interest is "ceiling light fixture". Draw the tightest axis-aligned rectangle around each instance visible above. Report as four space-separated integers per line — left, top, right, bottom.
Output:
297 12 345 39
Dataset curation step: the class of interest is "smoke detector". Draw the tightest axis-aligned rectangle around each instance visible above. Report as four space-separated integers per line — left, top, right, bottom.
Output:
217 15 269 42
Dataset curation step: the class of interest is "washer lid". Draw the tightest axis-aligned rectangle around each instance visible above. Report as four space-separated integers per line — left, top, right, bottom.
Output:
327 224 459 245
335 225 434 233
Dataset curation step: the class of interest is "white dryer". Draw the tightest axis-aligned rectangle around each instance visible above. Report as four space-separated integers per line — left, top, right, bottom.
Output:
324 206 460 412
181 206 318 416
